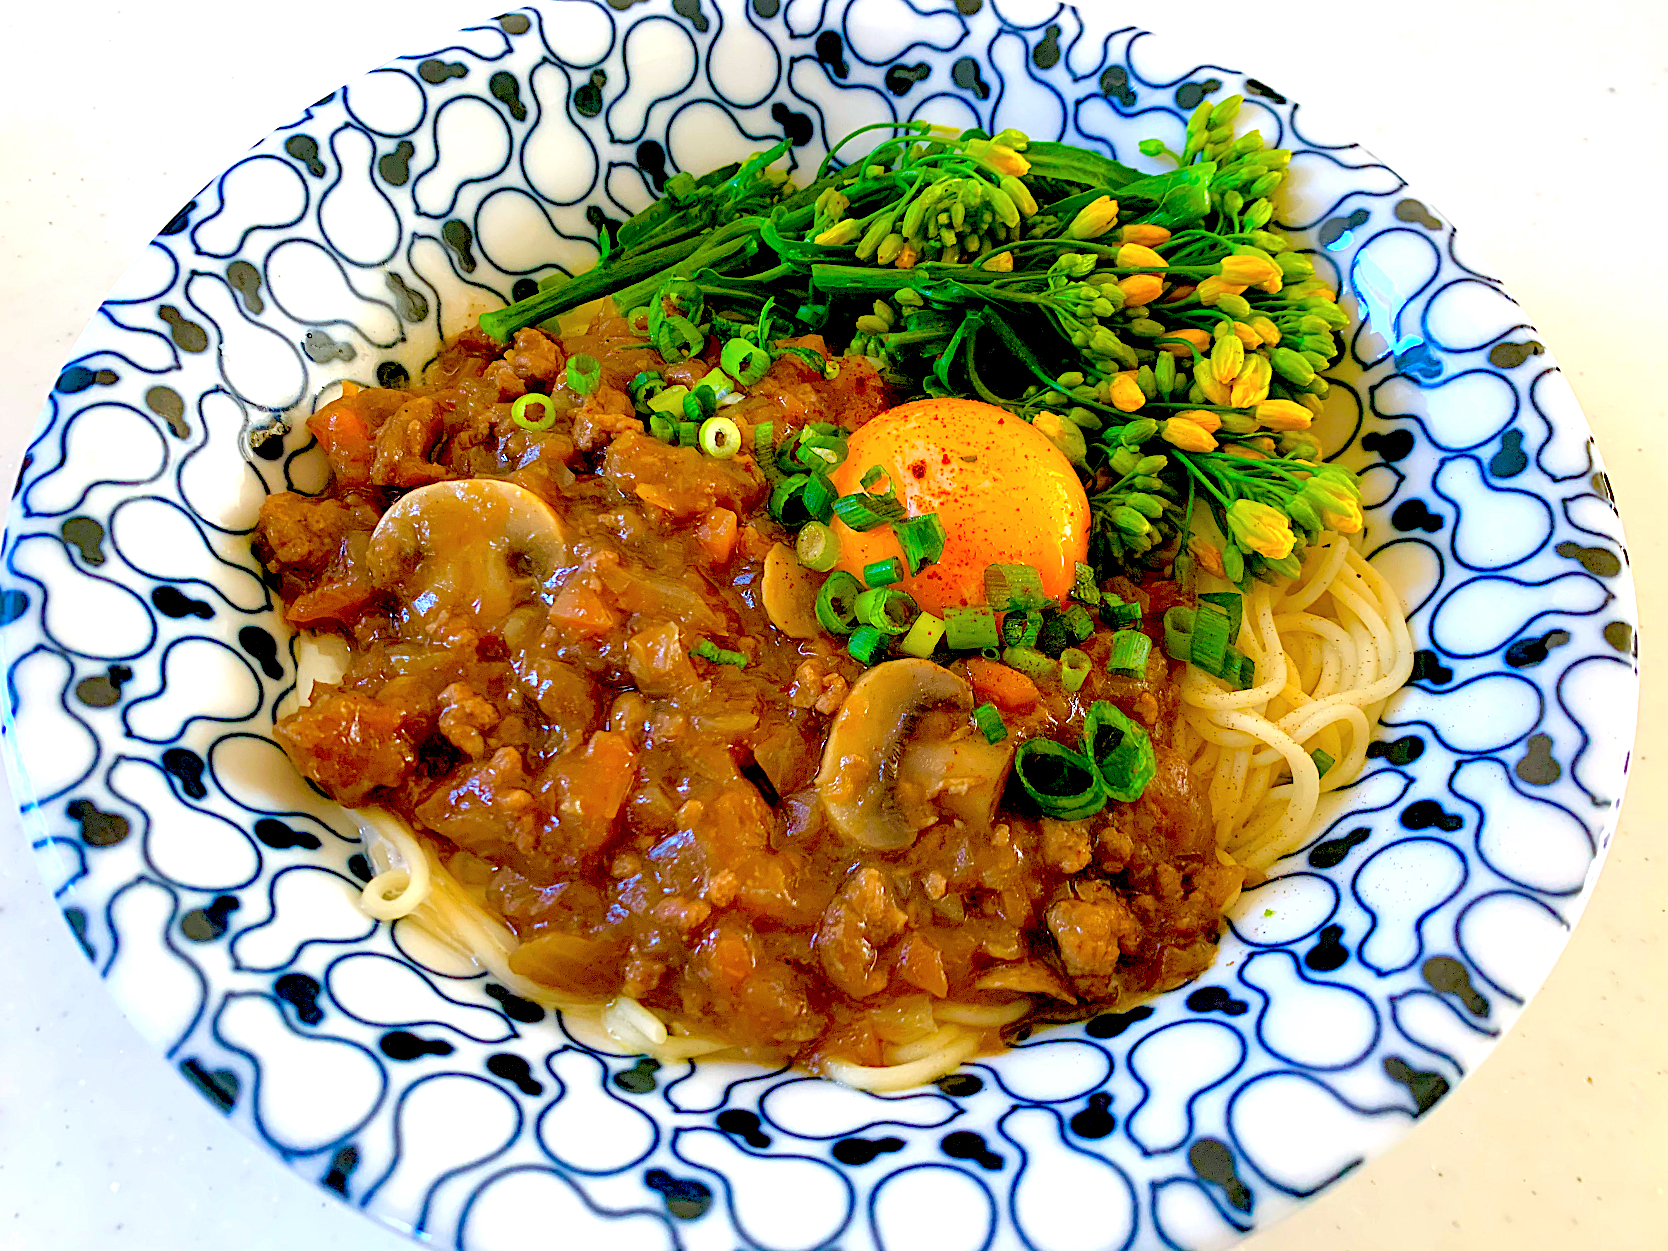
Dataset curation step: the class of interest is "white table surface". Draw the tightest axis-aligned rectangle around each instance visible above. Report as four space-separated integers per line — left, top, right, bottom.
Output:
2 3 1665 1248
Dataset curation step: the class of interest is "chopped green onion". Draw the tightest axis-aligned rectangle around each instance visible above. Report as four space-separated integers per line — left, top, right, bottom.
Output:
1223 645 1257 691
802 473 838 523
683 385 718 423
1035 611 1072 658
1060 648 1092 692
797 522 840 572
770 474 813 527
1070 563 1101 606
984 563 1050 612
795 434 847 471
1199 591 1244 644
943 606 1000 651
855 587 918 634
847 625 891 666
899 611 945 658
1162 605 1195 660
1002 645 1056 682
860 464 892 494
1102 596 1142 628
1014 739 1107 820
1083 700 1157 803
1001 610 1042 649
752 420 776 457
699 415 742 459
1311 747 1336 776
676 420 700 447
816 571 863 636
627 370 665 410
720 337 771 385
972 702 1008 744
863 557 904 587
981 646 1002 661
510 392 557 432
1107 630 1152 679
893 513 947 574
648 413 674 441
647 385 690 416
690 638 747 668
1060 604 1097 643
563 353 601 396
831 491 906 531
1190 603 1232 677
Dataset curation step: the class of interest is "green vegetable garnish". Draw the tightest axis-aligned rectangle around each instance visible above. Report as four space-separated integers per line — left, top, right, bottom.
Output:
943 606 999 651
1083 700 1157 803
1014 739 1107 820
690 639 748 668
847 625 892 666
1311 747 1336 776
1060 647 1092 692
797 521 840 572
699 415 741 458
563 353 601 396
863 557 904 587
509 392 556 432
1107 629 1151 679
854 586 918 634
816 571 863 636
892 512 947 574
899 610 946 658
972 702 1008 744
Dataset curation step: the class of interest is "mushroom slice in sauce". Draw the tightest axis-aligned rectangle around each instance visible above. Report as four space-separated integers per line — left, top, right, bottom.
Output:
817 658 1014 850
366 478 573 621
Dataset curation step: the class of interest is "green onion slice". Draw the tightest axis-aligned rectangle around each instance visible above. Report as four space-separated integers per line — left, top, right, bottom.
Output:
648 413 674 442
855 587 918 635
831 491 906 531
984 563 1049 612
1102 596 1142 628
894 513 947 574
943 606 1000 651
627 370 665 410
1060 603 1097 643
1035 612 1072 658
1190 602 1232 677
1070 563 1101 605
1083 700 1157 803
1060 648 1092 692
802 473 837 523
720 337 771 385
510 393 557 432
1002 645 1057 682
563 353 601 396
1162 605 1194 661
899 611 945 658
795 433 848 471
847 625 892 666
646 385 690 416
654 313 704 362
1199 590 1244 643
816 571 863 636
770 474 812 526
1311 747 1336 776
1107 629 1152 679
1001 610 1042 649
690 638 748 668
1014 739 1107 820
796 522 840 572
699 415 742 459
676 420 700 447
863 557 904 587
972 702 1008 744
860 464 892 495
1223 645 1257 691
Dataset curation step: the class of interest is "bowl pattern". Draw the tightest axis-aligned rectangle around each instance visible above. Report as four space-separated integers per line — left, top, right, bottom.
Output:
1 2 1638 1249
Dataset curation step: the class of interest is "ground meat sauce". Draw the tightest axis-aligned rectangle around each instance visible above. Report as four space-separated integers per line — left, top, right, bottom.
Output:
259 306 1244 1071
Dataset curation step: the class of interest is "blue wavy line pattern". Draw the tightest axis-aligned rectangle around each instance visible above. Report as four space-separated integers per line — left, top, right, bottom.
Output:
0 2 1638 1248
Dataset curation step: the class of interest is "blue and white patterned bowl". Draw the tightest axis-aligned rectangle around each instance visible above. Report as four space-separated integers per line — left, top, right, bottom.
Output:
1 2 1638 1248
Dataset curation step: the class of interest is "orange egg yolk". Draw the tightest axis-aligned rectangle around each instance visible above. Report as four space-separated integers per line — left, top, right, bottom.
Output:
828 398 1091 615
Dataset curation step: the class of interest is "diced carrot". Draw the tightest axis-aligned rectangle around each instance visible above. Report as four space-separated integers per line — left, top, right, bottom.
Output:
708 930 756 985
965 656 1040 713
693 507 738 564
549 584 619 635
306 399 375 487
556 730 639 850
894 933 949 999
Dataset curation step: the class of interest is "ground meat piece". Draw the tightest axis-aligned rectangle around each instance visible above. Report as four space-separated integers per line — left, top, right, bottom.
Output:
602 430 766 521
371 396 449 487
505 328 564 384
416 746 543 870
256 493 378 574
572 383 643 452
436 682 500 759
789 657 850 715
1041 819 1094 874
1047 894 1141 979
815 866 909 999
275 690 415 805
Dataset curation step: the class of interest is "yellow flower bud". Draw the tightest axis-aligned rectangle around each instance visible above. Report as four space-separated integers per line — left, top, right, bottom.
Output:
1254 399 1314 431
980 250 1015 272
1226 498 1296 560
1162 283 1196 304
1248 315 1281 346
1230 354 1272 408
977 142 1031 177
1175 409 1222 432
1220 255 1280 286
1121 223 1172 247
814 218 862 246
895 242 919 269
1319 498 1364 535
1066 195 1120 240
1231 322 1261 350
1119 273 1165 307
1258 270 1283 295
1161 418 1218 453
1193 358 1231 406
1211 334 1244 386
1160 327 1212 356
1196 276 1248 306
1109 371 1147 412
1115 243 1166 269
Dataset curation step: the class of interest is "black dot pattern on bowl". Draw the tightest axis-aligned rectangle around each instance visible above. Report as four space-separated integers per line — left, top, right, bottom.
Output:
832 1135 904 1164
1422 956 1490 1016
179 1058 240 1112
380 1030 455 1060
1186 987 1248 1017
716 1109 770 1148
1189 1137 1252 1212
1085 1004 1154 1038
61 516 106 566
151 586 214 620
276 973 324 1024
1383 1055 1449 1115
161 748 208 799
1068 1092 1115 1139
490 71 527 121
74 663 133 708
180 894 240 942
1307 827 1370 869
487 1053 544 1095
1304 924 1349 972
321 1145 359 1196
1366 734 1425 766
69 797 130 847
644 1168 713 1219
1400 799 1462 833
814 30 847 78
884 62 930 95
941 1130 1002 1171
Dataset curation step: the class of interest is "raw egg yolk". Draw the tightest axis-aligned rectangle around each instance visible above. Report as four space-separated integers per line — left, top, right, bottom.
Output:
828 398 1090 615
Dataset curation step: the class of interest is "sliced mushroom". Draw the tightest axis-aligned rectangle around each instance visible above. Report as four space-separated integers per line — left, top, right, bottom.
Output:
367 479 572 622
819 658 1005 850
896 734 1016 834
761 542 821 639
